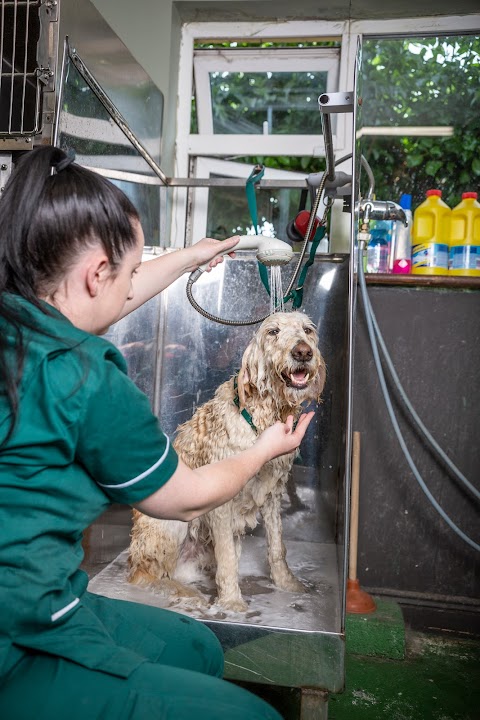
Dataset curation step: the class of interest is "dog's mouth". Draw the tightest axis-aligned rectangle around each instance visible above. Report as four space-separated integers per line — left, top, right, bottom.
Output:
281 368 311 389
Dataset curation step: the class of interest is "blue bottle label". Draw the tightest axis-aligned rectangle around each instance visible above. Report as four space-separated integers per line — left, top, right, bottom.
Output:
412 243 449 269
449 245 480 270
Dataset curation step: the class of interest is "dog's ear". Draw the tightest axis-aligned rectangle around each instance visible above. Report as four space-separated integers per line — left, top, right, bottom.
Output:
238 338 266 404
313 355 327 402
237 366 250 407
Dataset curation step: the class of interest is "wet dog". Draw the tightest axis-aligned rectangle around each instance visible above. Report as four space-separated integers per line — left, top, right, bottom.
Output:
128 311 326 611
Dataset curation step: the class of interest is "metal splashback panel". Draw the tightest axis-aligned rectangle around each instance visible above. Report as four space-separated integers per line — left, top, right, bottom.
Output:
103 254 350 693
107 255 350 549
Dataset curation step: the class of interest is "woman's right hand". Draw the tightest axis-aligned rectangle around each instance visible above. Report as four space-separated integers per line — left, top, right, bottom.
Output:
136 411 316 522
255 412 315 461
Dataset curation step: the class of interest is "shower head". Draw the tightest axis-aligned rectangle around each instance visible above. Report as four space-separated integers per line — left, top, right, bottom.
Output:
197 234 294 273
249 235 294 266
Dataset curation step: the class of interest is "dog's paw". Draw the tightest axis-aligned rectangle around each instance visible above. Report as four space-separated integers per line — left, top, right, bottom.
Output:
156 577 208 606
274 574 307 593
215 597 248 613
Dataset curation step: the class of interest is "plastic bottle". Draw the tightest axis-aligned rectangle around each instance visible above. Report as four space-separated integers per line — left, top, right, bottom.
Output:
411 189 451 275
392 194 412 274
448 192 480 277
372 218 394 262
366 227 389 273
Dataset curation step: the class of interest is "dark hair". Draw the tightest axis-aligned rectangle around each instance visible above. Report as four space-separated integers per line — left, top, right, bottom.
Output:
0 145 141 445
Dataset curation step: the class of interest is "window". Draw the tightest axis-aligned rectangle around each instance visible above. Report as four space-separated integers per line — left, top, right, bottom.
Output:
193 47 339 136
359 34 480 209
173 21 356 248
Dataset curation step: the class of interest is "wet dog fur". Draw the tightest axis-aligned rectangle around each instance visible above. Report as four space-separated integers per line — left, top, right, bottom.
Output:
128 311 326 611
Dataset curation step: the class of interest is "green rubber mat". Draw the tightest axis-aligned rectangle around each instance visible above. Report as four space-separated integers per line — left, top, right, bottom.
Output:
329 630 480 720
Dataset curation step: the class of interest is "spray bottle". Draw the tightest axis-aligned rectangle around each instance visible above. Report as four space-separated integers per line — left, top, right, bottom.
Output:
366 227 389 273
449 192 480 277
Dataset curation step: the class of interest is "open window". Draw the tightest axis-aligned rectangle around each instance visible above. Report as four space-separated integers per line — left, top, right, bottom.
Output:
173 21 356 248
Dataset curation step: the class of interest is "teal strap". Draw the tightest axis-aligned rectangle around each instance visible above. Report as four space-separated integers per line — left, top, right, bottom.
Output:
284 223 327 310
233 374 298 433
233 374 258 434
245 165 270 295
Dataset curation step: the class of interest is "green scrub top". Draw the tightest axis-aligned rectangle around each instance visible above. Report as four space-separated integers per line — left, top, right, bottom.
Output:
0 294 178 679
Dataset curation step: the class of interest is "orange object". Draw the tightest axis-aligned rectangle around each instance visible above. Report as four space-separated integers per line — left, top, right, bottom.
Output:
347 431 376 614
346 578 377 614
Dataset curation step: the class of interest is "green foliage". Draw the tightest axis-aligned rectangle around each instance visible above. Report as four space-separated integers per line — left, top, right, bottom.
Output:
209 69 327 135
361 35 480 209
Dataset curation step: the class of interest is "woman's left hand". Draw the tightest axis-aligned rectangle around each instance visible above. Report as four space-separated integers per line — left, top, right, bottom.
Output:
184 236 240 272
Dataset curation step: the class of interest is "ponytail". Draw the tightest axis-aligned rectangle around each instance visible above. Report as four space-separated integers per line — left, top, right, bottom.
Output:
0 145 140 446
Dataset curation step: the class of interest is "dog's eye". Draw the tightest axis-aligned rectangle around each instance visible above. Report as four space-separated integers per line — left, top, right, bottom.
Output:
268 328 279 336
304 327 314 335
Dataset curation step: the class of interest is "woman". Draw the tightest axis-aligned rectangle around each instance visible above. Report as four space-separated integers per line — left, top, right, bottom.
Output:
0 146 314 719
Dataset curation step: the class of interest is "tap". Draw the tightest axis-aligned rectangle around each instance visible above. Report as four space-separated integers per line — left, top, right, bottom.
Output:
357 198 408 226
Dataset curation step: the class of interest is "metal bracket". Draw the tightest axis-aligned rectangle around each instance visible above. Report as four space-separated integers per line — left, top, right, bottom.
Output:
318 91 354 114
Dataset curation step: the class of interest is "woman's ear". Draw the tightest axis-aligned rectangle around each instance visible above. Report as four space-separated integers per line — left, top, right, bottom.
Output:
85 253 110 297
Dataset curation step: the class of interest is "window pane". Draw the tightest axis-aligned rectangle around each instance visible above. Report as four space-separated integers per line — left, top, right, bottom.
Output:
209 70 328 135
205 177 304 240
360 35 480 208
362 35 480 128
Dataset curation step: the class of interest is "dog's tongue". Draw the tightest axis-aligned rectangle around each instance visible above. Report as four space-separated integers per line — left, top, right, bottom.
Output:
290 370 308 385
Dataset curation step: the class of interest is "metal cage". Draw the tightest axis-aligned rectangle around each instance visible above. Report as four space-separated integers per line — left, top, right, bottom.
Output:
0 0 57 146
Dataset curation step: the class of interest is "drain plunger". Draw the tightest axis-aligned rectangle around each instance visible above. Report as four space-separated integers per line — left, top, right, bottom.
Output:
346 431 376 613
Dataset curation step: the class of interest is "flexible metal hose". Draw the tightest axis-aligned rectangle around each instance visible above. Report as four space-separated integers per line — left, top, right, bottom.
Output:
185 170 330 326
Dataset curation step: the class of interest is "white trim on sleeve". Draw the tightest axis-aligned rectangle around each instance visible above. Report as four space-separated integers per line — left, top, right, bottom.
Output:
51 597 80 622
98 436 172 489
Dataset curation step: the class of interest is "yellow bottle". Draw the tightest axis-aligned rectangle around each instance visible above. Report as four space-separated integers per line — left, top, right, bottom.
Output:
411 189 451 275
449 192 480 277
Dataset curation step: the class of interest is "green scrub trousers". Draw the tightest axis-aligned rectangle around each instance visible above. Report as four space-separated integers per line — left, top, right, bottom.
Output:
0 594 282 720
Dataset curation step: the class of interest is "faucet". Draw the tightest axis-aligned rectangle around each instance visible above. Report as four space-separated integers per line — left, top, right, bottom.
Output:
357 198 408 227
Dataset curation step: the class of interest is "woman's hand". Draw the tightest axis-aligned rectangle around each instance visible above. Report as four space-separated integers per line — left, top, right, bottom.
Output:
136 411 315 521
255 412 315 461
183 236 240 272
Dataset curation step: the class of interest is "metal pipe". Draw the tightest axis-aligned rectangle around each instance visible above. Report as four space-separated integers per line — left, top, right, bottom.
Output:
67 40 169 186
320 112 336 182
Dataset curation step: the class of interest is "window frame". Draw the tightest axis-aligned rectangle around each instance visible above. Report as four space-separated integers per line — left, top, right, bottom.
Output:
193 46 340 137
174 20 356 247
172 16 480 248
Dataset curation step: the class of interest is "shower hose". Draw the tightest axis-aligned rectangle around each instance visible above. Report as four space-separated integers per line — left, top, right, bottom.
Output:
357 242 480 553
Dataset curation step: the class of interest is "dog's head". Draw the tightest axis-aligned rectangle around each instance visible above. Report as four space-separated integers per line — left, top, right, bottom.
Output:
237 311 326 410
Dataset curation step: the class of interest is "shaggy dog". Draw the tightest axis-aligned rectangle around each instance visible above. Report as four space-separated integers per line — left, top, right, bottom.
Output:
128 311 326 612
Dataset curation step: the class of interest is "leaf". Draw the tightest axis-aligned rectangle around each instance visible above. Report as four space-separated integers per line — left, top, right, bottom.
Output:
472 158 480 176
425 160 443 176
407 154 425 168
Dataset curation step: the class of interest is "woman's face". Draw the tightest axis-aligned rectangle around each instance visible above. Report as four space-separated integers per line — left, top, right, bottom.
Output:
95 220 144 335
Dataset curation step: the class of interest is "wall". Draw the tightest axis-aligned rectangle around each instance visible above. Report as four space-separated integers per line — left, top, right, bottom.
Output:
353 284 480 635
90 0 180 173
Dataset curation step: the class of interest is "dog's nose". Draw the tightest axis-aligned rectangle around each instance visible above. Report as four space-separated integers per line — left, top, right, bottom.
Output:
291 342 313 362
